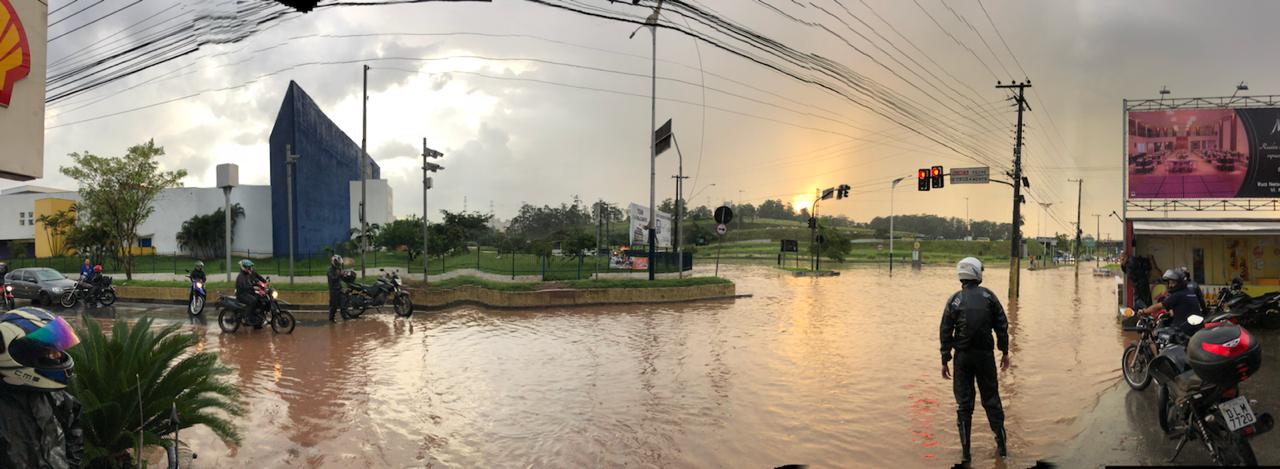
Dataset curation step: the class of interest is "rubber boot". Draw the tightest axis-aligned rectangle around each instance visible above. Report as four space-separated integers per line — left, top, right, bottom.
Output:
994 426 1007 458
958 418 972 464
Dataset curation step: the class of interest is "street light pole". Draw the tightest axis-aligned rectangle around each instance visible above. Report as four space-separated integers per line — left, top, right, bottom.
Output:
889 176 906 276
360 64 370 278
421 139 444 284
631 3 663 281
285 145 300 284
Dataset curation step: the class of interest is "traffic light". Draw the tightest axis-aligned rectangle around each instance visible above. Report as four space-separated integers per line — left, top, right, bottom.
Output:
931 166 944 189
808 217 817 229
918 168 930 191
836 184 850 199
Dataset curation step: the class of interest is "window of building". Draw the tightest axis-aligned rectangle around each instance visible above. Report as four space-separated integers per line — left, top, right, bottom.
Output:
138 237 153 248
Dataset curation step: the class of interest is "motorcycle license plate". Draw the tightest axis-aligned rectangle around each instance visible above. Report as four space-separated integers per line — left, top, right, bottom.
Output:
1218 396 1257 432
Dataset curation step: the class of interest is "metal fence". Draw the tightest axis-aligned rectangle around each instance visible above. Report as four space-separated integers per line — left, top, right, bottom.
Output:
1 247 693 282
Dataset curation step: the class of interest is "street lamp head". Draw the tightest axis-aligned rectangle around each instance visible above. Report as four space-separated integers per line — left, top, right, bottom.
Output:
1237 81 1249 92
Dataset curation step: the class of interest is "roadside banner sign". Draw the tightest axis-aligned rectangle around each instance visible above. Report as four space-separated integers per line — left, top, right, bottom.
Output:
950 167 990 185
781 239 798 252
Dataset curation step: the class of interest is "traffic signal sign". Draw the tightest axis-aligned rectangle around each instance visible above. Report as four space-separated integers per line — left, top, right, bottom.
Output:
807 217 817 229
931 166 944 189
836 184 850 199
918 169 930 191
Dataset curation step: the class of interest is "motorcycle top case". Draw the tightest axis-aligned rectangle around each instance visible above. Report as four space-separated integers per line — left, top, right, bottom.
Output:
1188 324 1262 386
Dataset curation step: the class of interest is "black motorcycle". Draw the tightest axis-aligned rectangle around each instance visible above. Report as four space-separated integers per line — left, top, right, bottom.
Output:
1121 307 1186 390
215 276 296 334
2 283 14 310
340 268 412 318
1214 280 1280 329
1149 314 1273 466
60 276 116 308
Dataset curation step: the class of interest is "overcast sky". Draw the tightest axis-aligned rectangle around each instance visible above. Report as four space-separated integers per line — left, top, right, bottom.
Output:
12 0 1280 240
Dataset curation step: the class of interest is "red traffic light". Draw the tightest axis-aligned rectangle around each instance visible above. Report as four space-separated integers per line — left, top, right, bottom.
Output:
931 165 944 189
918 169 928 179
917 168 930 191
931 166 941 177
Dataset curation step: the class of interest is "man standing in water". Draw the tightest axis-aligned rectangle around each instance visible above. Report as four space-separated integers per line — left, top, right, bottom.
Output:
940 257 1010 463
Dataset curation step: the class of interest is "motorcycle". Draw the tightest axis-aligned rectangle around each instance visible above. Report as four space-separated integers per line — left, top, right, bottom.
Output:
1213 280 1280 329
1120 307 1184 390
1149 314 1273 466
3 284 14 310
60 276 116 308
185 270 206 316
340 268 412 318
215 275 296 334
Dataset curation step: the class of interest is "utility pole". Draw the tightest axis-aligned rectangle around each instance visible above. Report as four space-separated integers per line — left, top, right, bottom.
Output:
628 1 663 281
889 176 906 276
672 135 688 278
1092 213 1102 267
285 145 300 284
1069 178 1083 275
595 201 603 278
997 80 1031 302
421 139 444 283
360 64 369 278
964 196 970 239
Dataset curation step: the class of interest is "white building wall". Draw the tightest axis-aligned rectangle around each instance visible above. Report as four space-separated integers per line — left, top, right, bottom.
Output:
0 186 274 257
349 179 393 229
0 191 80 241
136 186 274 257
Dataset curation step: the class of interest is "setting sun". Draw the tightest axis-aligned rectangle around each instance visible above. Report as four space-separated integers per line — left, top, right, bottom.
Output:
792 194 812 212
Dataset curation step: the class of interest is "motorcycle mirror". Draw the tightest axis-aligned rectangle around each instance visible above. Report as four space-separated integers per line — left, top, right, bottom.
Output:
1188 314 1204 326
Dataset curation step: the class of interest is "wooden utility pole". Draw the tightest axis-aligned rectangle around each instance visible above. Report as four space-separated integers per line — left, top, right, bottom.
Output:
997 80 1031 302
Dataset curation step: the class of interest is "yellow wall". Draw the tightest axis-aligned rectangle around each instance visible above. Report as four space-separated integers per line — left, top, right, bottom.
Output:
33 198 76 258
1138 234 1280 288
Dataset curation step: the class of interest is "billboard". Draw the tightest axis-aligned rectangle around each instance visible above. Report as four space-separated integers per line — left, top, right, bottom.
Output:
1127 107 1280 198
0 0 46 181
628 203 672 248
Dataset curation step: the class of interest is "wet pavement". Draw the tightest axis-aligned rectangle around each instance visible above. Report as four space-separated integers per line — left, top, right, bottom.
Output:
25 265 1278 467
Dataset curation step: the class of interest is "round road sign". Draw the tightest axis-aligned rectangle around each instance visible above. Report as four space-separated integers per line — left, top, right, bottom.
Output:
716 223 728 236
913 241 921 250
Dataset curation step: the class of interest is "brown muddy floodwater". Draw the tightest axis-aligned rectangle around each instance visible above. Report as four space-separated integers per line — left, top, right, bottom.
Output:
167 265 1126 468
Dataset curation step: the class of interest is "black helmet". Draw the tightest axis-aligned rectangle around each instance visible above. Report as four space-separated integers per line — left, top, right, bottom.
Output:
1162 269 1186 291
0 308 79 391
1231 276 1244 290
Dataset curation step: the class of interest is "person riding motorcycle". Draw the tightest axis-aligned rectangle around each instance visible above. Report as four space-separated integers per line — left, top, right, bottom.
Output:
190 261 207 283
0 307 85 467
77 258 91 283
82 265 104 307
1142 269 1203 338
326 255 350 322
940 257 1010 463
234 260 267 329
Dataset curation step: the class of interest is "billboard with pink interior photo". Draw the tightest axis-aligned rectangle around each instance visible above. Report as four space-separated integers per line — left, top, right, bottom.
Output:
1128 108 1280 198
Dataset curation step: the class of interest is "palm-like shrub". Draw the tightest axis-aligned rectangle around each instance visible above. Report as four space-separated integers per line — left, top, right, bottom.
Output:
68 317 243 468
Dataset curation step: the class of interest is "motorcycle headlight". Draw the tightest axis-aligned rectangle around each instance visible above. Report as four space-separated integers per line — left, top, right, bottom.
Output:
271 290 279 299
196 282 203 289
4 285 11 292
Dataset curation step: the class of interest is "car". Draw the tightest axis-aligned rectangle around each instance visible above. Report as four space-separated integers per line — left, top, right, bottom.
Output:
3 267 76 306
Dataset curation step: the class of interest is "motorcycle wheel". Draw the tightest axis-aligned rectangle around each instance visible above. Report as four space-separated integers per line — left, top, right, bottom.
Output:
1261 307 1280 329
59 291 77 308
271 308 296 334
1157 384 1177 434
346 303 365 319
189 295 205 316
99 289 117 307
217 309 240 333
1208 426 1257 466
1121 343 1152 390
393 293 413 318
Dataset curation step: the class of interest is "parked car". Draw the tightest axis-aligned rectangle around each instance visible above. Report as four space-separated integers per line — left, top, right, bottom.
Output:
3 267 77 306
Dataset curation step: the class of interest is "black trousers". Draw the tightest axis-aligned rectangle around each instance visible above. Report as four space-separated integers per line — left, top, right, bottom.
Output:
328 290 345 320
1133 278 1153 308
953 350 1004 433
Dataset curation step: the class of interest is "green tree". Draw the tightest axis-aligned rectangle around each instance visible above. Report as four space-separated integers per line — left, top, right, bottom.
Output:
348 223 382 252
736 203 756 222
60 140 187 280
35 208 76 257
64 220 113 263
175 204 244 259
69 316 242 468
818 226 852 262
376 216 425 260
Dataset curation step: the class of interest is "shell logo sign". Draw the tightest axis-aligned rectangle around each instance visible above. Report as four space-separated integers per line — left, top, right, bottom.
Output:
0 0 30 108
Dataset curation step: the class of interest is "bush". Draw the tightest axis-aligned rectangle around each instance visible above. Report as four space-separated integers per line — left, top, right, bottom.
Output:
68 317 243 468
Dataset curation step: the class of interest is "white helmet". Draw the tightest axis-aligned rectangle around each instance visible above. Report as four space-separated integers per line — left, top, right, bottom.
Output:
0 307 80 391
957 257 983 282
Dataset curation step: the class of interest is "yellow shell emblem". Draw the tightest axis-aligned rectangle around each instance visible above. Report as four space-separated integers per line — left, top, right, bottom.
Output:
0 0 31 108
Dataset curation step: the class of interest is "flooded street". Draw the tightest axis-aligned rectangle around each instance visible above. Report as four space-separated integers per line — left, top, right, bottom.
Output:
159 265 1125 467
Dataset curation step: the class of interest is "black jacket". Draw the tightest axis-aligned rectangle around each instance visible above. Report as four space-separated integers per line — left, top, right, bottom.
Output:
0 387 84 469
940 282 1010 365
235 270 263 298
327 266 343 292
190 269 206 282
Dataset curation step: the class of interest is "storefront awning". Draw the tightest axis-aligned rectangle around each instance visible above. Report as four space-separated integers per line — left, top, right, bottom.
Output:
1132 219 1280 235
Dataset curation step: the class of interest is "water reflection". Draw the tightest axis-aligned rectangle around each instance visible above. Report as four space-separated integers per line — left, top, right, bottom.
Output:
159 265 1125 467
